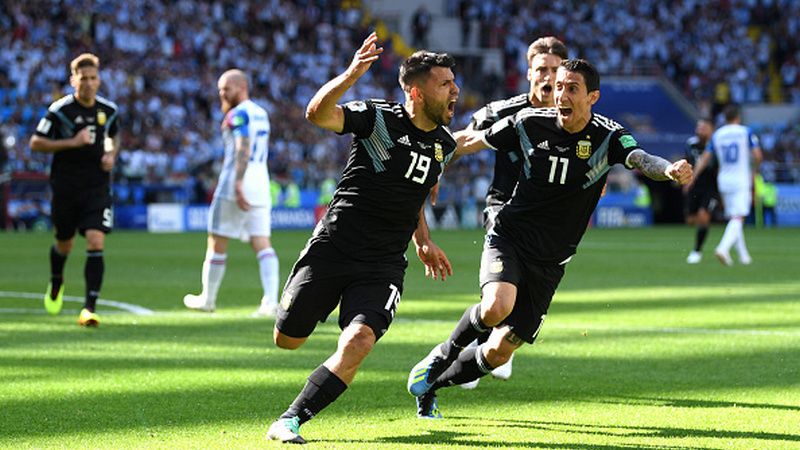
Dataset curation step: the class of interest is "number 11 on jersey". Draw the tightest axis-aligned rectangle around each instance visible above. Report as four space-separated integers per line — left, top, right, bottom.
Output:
548 155 569 184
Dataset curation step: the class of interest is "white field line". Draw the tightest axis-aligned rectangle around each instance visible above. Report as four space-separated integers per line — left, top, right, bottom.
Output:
1 291 797 337
0 291 154 315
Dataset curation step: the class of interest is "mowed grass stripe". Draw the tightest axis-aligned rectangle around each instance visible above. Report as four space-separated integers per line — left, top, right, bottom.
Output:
0 227 798 449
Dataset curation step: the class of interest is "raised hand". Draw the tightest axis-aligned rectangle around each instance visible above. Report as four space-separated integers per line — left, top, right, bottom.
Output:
344 32 384 81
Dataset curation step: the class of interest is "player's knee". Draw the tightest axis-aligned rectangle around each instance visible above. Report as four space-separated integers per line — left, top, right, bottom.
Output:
479 300 513 327
274 331 305 350
56 240 73 254
338 325 375 360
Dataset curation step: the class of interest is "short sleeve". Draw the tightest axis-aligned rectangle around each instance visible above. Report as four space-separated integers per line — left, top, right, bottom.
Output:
705 135 715 154
484 115 521 154
340 100 376 138
106 108 120 138
748 129 760 148
225 108 250 137
34 110 62 139
470 103 498 131
612 129 642 168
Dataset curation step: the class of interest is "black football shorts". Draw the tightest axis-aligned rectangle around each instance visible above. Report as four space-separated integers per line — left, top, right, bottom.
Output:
686 188 719 215
479 233 565 344
51 183 113 241
276 239 406 341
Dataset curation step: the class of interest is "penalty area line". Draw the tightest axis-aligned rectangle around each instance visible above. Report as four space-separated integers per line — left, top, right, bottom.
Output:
0 291 154 315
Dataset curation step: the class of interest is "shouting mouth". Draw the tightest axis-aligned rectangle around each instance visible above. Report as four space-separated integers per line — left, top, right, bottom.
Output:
447 99 457 116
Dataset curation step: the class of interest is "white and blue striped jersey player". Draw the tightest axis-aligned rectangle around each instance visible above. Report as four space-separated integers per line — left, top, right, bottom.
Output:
209 99 273 238
706 123 760 218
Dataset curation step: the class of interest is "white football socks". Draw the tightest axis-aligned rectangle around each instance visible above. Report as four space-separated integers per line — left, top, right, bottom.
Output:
257 247 279 307
201 252 227 304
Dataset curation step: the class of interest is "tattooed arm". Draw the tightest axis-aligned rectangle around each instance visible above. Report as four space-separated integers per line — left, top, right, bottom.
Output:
627 149 693 184
234 135 251 210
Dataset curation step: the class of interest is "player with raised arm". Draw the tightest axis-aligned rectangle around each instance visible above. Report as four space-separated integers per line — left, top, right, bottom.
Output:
266 33 456 443
407 59 692 418
690 104 762 266
30 53 120 327
459 36 569 389
182 69 280 316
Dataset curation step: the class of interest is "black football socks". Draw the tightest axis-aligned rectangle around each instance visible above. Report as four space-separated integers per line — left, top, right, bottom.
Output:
440 303 489 360
695 226 709 252
281 365 348 425
432 345 495 390
49 245 67 298
84 250 104 312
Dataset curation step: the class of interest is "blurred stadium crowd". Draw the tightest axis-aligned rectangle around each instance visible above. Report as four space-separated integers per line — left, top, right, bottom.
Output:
1 0 799 209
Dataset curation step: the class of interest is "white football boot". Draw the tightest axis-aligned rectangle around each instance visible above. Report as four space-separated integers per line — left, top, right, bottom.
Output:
183 294 215 312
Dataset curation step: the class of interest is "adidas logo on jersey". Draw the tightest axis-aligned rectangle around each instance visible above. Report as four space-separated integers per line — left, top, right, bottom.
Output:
537 141 550 151
397 135 411 146
75 116 84 124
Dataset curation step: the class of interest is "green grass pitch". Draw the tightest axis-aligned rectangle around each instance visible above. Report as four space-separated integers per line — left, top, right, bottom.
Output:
1 226 798 449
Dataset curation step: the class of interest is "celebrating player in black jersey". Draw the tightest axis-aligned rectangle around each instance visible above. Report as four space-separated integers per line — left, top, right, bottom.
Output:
30 53 120 327
266 33 458 444
682 117 718 264
407 59 692 417
458 36 569 389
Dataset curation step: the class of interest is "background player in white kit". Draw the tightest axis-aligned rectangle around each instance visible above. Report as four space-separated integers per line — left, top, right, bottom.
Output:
184 69 280 316
691 104 762 266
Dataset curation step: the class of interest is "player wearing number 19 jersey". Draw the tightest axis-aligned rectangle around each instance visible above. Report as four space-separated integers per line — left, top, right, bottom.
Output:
30 53 120 327
266 34 458 444
183 69 280 316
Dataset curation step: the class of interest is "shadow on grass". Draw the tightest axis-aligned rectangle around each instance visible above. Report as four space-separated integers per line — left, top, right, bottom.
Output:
318 424 721 449
600 396 800 412
445 416 800 444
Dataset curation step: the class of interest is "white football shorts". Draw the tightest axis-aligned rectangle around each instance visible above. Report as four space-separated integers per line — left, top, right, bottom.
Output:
208 196 272 239
719 187 751 219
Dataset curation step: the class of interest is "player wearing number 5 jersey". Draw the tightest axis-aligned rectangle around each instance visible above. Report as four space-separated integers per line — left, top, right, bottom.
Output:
183 69 280 317
407 59 693 418
30 53 120 327
266 33 457 444
691 104 762 266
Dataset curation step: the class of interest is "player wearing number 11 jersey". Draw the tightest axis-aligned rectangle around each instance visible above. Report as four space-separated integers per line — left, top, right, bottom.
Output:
266 33 457 444
407 59 693 418
183 69 280 317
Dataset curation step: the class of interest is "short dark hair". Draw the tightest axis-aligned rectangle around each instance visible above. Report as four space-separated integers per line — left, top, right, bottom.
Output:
399 51 456 90
560 59 599 92
723 103 741 122
527 36 569 64
70 53 99 74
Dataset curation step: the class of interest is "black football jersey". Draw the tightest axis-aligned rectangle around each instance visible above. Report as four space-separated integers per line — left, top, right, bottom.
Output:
685 135 717 192
484 107 640 264
34 94 120 188
316 99 456 262
470 93 531 206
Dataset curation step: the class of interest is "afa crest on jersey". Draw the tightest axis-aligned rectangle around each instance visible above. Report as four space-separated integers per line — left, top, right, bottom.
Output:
434 142 444 162
577 140 592 159
97 110 107 126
